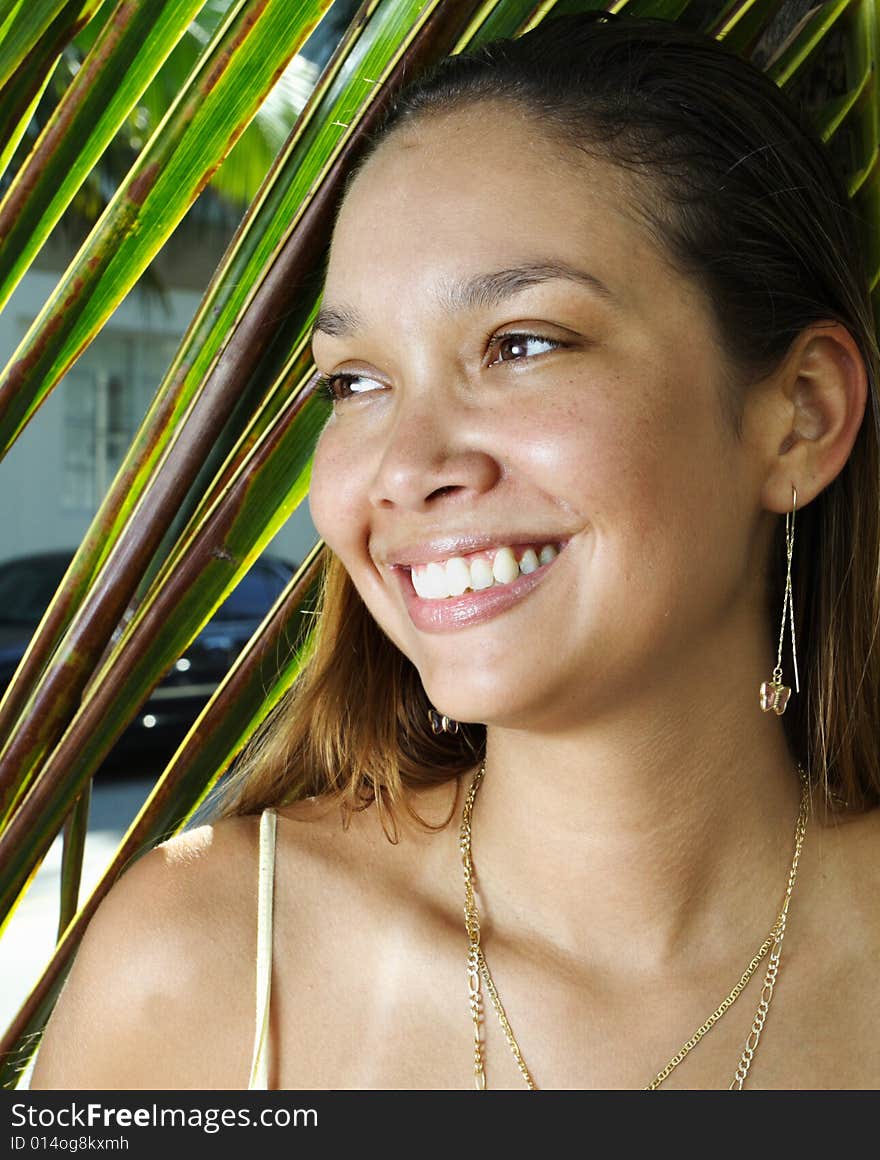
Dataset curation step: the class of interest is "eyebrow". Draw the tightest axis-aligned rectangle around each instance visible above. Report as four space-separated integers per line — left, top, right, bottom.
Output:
310 258 617 339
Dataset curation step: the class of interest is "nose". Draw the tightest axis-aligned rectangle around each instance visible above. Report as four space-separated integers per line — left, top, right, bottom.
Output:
366 391 500 512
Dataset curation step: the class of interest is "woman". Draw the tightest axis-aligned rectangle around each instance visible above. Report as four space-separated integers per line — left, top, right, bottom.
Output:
30 12 880 1090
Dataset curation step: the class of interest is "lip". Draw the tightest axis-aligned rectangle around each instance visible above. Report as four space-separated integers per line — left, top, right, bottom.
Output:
394 541 568 633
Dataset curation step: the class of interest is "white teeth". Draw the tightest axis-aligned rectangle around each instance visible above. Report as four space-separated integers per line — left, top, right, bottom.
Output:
411 567 432 599
518 548 539 574
470 557 495 590
491 546 520 585
445 556 471 596
425 561 450 599
409 541 562 599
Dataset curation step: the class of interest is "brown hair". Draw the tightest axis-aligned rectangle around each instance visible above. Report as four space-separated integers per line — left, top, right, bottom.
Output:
210 12 880 832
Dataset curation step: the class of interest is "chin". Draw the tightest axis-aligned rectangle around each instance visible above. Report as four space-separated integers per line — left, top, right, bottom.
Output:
422 678 553 733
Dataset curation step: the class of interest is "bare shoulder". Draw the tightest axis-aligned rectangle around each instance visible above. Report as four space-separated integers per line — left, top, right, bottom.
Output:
30 812 262 1090
271 777 464 897
30 778 465 1092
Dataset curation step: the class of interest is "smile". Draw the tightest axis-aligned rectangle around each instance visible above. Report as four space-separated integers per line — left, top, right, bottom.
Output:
395 540 569 633
410 542 561 599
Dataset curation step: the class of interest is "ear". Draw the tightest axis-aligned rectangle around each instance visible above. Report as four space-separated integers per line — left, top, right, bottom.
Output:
746 321 869 515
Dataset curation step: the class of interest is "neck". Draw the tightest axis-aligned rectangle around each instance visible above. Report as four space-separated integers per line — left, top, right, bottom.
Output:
468 653 804 974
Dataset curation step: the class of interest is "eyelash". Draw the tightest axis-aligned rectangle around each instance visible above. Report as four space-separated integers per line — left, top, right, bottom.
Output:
313 331 565 405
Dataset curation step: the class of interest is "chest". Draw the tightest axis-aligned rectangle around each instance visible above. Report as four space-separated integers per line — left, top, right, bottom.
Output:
262 903 880 1091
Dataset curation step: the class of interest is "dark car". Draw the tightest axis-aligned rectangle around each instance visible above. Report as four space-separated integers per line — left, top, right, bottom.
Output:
0 549 297 771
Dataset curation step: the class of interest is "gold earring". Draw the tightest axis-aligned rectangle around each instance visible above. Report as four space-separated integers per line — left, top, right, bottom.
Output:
428 707 460 734
759 484 800 716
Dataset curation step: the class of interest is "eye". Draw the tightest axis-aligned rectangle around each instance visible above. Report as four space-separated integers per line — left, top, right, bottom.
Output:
488 331 565 366
313 370 383 405
313 330 565 406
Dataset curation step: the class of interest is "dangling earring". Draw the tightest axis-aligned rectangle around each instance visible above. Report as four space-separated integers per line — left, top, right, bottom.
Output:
428 707 460 734
759 484 800 716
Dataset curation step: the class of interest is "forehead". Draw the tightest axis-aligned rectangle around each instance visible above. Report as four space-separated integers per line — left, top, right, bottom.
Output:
317 102 693 339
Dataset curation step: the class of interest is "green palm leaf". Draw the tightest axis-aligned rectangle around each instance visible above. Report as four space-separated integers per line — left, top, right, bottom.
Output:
0 0 208 314
0 2 105 179
0 0 333 454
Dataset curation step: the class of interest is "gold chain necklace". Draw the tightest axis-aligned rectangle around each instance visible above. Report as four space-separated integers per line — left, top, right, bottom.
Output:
460 760 810 1090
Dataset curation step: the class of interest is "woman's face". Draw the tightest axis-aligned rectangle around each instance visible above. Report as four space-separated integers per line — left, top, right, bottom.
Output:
309 102 766 730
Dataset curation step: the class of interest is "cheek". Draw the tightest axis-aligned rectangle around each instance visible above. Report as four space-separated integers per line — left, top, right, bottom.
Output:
307 426 368 552
527 369 728 569
516 375 666 521
582 377 744 622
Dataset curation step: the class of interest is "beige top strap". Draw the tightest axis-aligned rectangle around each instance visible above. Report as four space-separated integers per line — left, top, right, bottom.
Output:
247 807 277 1090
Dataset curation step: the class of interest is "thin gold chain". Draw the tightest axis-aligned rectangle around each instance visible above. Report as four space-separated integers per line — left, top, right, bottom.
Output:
729 773 808 1089
644 930 776 1089
460 760 810 1091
